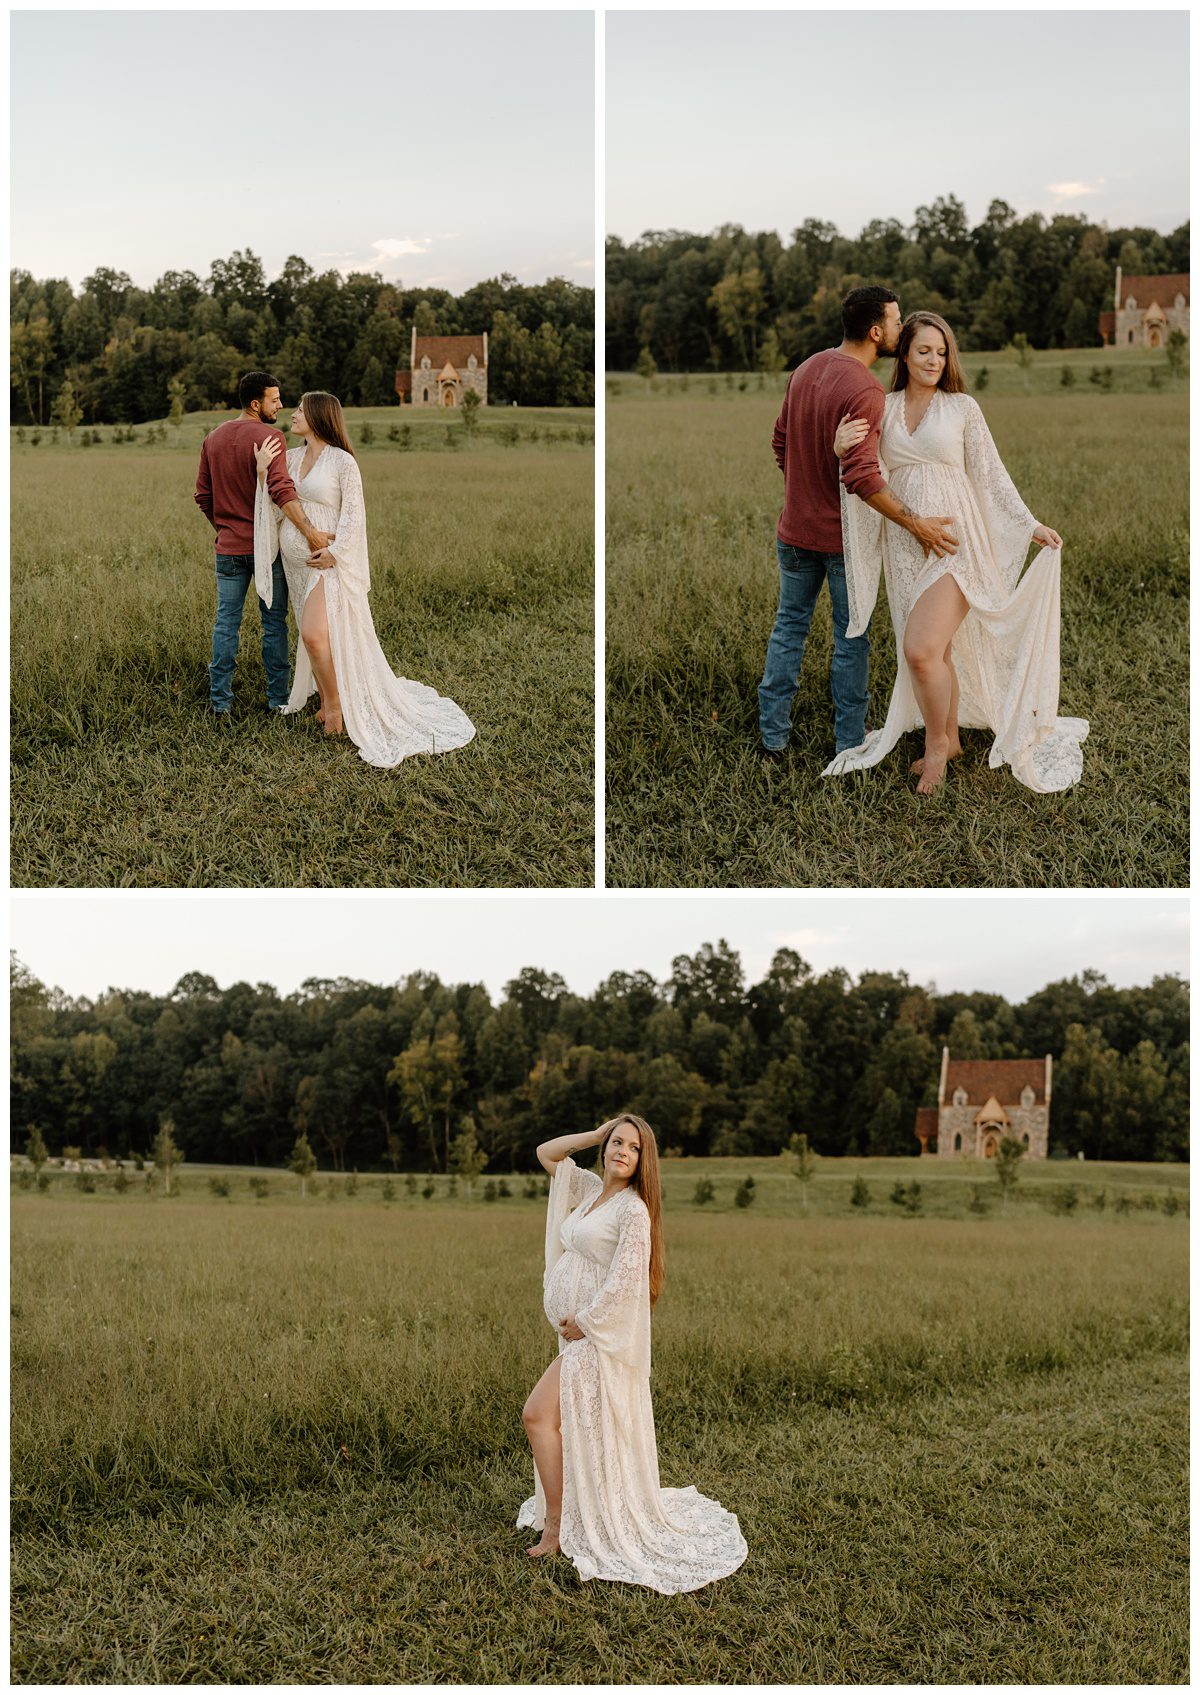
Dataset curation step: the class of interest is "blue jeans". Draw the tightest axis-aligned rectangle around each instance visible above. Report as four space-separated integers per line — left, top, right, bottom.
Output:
757 541 870 752
210 552 290 712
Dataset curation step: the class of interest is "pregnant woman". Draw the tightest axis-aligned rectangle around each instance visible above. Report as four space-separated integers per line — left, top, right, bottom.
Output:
252 392 475 768
518 1114 747 1593
824 311 1088 794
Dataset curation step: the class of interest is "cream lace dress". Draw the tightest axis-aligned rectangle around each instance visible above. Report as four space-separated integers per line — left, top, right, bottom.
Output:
253 444 475 768
517 1156 748 1594
823 389 1088 792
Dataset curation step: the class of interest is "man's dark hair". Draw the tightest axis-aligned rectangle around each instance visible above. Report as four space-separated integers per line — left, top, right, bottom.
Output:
842 287 898 343
238 370 280 410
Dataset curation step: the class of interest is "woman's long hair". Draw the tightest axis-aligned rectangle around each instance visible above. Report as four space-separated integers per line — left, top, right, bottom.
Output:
890 311 967 394
596 1112 664 1307
299 390 356 457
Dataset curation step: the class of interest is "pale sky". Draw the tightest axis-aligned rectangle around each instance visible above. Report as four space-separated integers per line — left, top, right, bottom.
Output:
607 11 1189 241
11 10 594 293
10 895 1188 1006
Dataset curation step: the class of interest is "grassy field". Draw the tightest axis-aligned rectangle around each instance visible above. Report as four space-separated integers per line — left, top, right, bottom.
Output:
11 406 594 887
606 348 1188 887
11 1157 1187 1682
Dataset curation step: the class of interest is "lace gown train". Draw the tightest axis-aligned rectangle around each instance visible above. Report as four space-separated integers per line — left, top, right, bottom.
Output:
253 444 475 768
517 1157 747 1593
822 389 1088 792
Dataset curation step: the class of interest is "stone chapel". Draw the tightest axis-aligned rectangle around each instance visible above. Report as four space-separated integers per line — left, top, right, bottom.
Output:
395 332 488 408
914 1049 1052 1159
1098 267 1189 349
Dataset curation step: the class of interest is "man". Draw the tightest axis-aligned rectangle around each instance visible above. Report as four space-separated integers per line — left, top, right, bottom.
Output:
194 371 334 716
757 287 957 759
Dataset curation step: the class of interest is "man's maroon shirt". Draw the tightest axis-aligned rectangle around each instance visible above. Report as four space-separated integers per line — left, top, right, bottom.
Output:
771 349 888 552
194 417 300 555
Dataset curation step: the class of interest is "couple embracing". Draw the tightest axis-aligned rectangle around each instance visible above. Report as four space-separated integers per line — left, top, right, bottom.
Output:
758 287 1087 794
195 371 474 767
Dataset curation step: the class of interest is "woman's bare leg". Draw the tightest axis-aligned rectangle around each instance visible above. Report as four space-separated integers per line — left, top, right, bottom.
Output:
903 574 970 795
521 1354 564 1556
910 640 963 774
300 577 343 735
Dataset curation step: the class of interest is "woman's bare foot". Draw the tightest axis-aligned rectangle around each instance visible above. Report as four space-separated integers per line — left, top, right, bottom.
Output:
322 703 344 737
911 737 961 775
526 1523 561 1557
915 739 951 795
316 705 325 725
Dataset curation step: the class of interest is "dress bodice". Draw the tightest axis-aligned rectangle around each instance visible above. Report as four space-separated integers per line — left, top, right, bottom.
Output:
559 1186 631 1269
879 388 967 476
290 445 342 513
541 1158 645 1353
278 446 347 573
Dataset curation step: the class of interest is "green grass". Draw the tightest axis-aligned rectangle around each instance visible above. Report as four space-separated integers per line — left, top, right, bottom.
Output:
22 1150 1188 1218
11 1165 1187 1681
611 344 1186 401
11 407 594 887
606 354 1188 887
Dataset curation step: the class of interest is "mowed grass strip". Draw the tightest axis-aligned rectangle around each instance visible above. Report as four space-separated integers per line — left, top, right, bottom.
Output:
11 410 594 887
11 1192 1187 1682
606 369 1187 887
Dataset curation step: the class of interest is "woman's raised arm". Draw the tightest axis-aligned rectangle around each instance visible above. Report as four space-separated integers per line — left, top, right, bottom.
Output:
536 1127 606 1176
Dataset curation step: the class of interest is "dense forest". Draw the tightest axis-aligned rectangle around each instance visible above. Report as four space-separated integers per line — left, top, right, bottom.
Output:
606 196 1190 371
10 947 1188 1173
9 251 595 425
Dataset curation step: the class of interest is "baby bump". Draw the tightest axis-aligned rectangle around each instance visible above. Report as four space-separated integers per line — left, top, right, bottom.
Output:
280 498 339 570
888 461 980 525
544 1251 601 1333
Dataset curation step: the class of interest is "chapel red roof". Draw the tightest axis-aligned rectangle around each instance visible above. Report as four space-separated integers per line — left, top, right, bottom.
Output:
413 334 487 370
395 370 412 397
1118 273 1189 307
914 1107 938 1141
942 1058 1047 1106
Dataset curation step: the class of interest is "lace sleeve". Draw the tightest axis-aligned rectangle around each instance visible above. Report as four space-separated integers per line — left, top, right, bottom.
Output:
961 395 1037 590
840 473 886 639
253 471 282 609
543 1156 601 1285
330 450 370 595
575 1197 652 1375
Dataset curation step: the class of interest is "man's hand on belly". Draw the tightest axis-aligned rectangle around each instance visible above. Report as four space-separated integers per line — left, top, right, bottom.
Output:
559 1315 585 1341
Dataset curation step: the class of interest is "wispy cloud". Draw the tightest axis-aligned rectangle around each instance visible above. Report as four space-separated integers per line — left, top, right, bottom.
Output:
775 927 848 952
371 234 459 261
1046 179 1104 201
372 237 432 260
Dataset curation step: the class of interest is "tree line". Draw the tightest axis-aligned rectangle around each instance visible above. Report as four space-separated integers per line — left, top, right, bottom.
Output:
10 945 1188 1174
606 197 1190 372
10 250 595 426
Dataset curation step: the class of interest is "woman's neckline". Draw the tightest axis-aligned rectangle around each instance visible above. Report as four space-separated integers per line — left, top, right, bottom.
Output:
297 441 329 481
900 385 938 437
580 1182 629 1221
